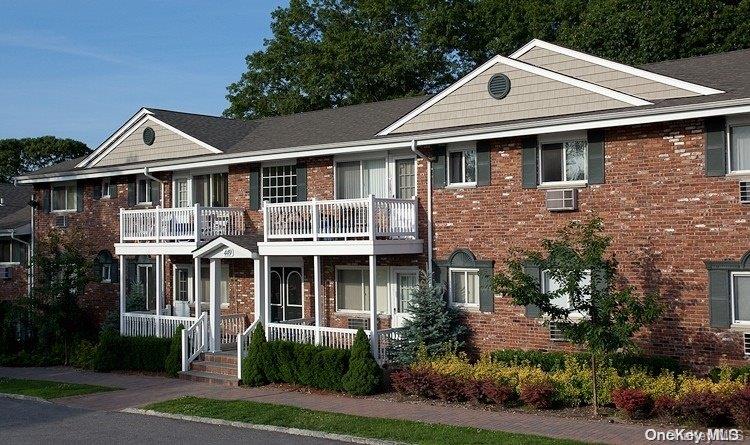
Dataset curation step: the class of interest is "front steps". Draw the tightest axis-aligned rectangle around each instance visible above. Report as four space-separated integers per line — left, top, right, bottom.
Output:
179 351 239 386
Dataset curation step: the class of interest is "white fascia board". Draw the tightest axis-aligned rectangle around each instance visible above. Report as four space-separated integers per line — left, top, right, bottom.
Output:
192 237 257 259
509 39 724 96
378 54 651 136
77 108 154 168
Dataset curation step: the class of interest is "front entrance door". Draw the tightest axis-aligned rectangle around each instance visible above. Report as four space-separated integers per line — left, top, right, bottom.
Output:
270 267 303 322
391 269 418 328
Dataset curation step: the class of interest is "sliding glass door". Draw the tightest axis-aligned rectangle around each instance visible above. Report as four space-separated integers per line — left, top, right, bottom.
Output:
336 159 388 199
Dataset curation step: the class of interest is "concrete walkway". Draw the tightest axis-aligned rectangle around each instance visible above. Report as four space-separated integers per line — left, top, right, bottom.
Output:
0 366 670 444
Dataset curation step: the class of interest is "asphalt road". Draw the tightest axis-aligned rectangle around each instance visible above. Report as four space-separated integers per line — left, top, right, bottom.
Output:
0 397 351 445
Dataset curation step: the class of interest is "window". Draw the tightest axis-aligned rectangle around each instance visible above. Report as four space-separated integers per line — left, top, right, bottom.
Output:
395 271 419 312
336 159 388 199
175 266 190 302
262 164 297 203
101 179 111 198
0 240 11 263
448 147 477 186
101 264 111 283
336 267 389 313
449 268 479 307
730 125 750 172
541 270 591 318
194 173 228 207
174 178 190 207
540 140 587 183
732 272 750 324
136 179 152 205
51 183 77 211
395 158 416 199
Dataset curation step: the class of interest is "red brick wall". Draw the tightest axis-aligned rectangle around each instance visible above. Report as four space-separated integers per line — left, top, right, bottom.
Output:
0 265 28 301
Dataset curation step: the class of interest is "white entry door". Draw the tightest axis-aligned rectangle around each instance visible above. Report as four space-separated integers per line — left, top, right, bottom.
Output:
391 269 419 328
173 265 193 317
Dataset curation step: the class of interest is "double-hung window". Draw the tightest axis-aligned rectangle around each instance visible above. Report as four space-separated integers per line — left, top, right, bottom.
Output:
449 268 479 308
447 146 477 186
0 240 12 264
51 183 77 212
729 123 750 173
335 267 389 313
540 140 587 184
101 264 112 283
262 164 297 203
101 178 111 198
732 272 750 324
335 158 388 199
173 177 191 207
541 270 591 319
136 178 152 205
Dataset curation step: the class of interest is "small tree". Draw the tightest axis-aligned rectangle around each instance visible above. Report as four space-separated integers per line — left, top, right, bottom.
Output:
242 322 268 386
342 329 381 395
390 273 467 365
493 218 661 416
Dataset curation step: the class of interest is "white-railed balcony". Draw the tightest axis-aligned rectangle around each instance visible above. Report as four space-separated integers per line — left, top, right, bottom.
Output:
116 204 245 255
258 195 423 256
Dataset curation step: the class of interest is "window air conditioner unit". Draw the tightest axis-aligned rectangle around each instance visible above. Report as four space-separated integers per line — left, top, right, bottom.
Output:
744 332 750 357
54 215 69 228
0 267 11 280
740 181 750 204
549 322 567 342
546 189 578 212
347 318 370 330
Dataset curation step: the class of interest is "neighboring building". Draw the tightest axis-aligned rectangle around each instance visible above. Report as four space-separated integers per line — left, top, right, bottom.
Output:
15 40 750 381
0 183 32 301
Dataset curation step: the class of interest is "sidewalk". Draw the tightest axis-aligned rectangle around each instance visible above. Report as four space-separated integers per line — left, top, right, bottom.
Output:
0 366 654 444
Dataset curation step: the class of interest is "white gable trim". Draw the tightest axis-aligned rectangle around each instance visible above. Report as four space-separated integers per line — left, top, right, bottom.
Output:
76 108 153 168
193 237 257 259
377 54 652 136
86 113 223 168
510 39 724 96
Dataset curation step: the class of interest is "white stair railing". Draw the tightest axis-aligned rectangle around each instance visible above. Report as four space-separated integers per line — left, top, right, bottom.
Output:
236 319 260 379
181 312 208 373
219 313 246 347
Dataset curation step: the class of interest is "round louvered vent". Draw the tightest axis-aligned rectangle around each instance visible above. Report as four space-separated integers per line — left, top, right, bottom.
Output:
143 127 156 146
487 73 511 100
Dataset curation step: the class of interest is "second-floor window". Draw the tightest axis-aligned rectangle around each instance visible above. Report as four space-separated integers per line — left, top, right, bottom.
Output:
262 164 297 203
0 240 25 264
336 159 388 199
194 173 228 207
730 124 750 173
448 147 477 186
51 183 77 212
136 179 152 205
540 140 587 184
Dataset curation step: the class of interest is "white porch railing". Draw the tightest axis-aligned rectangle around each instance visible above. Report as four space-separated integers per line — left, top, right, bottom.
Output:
181 312 208 372
268 322 317 344
236 319 260 379
263 196 418 241
220 313 246 347
120 204 244 243
319 327 365 349
121 313 196 338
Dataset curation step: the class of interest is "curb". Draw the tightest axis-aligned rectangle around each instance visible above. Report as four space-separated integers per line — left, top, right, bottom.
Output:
0 393 51 404
122 408 404 445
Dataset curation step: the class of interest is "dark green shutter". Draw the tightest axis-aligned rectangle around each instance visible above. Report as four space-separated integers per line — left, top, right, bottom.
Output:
523 263 542 318
435 264 449 302
92 183 102 200
108 182 117 198
476 140 491 186
92 254 102 282
478 267 495 312
432 145 447 189
587 129 605 184
111 256 120 284
76 181 84 212
521 136 538 189
150 180 160 206
708 268 731 328
127 178 136 206
296 161 307 202
249 164 261 210
705 117 727 177
42 188 51 213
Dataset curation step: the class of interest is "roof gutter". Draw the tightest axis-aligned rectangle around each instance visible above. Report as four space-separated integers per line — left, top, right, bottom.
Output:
410 140 433 277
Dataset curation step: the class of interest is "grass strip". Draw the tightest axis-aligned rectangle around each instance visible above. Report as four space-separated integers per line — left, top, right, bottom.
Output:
0 377 117 399
145 396 590 445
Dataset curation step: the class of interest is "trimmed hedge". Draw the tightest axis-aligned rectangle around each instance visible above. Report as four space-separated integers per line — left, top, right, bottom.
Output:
489 349 680 376
342 329 382 395
93 330 171 373
262 340 350 391
164 325 185 377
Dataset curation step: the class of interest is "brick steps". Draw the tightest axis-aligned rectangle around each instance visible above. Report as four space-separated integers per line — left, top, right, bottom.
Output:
178 370 239 386
178 351 239 386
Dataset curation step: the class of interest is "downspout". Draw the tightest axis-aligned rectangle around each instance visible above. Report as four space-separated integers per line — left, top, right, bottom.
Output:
9 230 31 297
143 167 165 205
410 140 433 278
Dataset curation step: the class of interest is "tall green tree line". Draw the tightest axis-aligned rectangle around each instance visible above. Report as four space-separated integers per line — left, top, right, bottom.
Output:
225 0 750 119
0 136 90 182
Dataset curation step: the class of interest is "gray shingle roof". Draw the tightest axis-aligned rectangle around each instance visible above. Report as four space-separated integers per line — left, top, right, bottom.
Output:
0 184 32 219
0 206 31 231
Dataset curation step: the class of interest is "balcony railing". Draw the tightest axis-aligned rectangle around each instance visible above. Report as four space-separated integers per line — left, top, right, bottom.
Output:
120 204 244 243
263 196 418 242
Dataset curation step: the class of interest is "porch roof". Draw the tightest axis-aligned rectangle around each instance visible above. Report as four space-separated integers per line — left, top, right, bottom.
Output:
192 235 258 260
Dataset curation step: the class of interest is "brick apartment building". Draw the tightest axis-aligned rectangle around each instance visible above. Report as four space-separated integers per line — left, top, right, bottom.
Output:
15 40 750 379
0 183 32 301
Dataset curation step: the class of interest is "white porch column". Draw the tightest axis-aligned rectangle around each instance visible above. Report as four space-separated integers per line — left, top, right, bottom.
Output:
263 256 270 338
194 257 202 317
369 254 378 359
209 258 221 352
253 258 262 322
155 254 164 337
119 255 126 333
314 255 321 345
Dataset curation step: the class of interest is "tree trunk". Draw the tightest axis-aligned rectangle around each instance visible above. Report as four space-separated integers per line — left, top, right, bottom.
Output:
591 352 599 417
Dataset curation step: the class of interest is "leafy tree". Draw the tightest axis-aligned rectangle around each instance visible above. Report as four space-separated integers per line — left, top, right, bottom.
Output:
342 328 381 395
0 136 90 182
390 273 467 365
492 218 661 415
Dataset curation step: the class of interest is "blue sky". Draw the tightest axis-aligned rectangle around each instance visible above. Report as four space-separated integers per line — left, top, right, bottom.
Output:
0 1 287 148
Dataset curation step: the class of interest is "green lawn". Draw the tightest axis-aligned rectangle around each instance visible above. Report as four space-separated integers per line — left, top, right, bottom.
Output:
145 396 590 445
0 377 117 399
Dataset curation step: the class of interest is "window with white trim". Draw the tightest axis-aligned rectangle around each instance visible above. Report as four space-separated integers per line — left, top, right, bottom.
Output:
335 267 389 313
174 177 190 207
730 125 750 173
51 183 77 211
335 158 388 199
101 178 111 198
136 178 151 205
449 268 479 307
262 164 297 203
101 264 111 283
541 269 591 318
194 173 228 207
447 147 477 186
732 272 750 324
540 140 587 184
175 266 191 302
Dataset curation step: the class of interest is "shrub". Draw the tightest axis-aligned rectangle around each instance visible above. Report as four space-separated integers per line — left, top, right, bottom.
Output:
730 386 750 428
92 330 171 373
653 395 677 417
675 391 731 426
241 322 268 386
164 325 184 377
391 368 434 398
612 388 654 419
70 340 97 370
431 373 466 402
92 329 122 372
520 380 557 409
480 379 517 406
342 329 382 395
489 349 680 376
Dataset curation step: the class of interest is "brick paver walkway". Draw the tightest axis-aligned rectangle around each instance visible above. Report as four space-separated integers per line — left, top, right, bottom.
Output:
0 366 682 444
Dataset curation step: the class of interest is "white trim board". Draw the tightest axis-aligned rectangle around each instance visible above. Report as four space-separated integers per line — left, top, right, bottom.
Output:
509 39 724 96
193 237 258 259
377 53 652 136
76 108 153 168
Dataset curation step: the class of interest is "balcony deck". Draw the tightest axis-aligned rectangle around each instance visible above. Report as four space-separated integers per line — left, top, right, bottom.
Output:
258 196 423 256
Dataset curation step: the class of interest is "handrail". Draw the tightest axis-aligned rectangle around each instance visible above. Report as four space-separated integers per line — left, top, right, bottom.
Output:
181 312 208 373
236 319 260 379
121 205 244 243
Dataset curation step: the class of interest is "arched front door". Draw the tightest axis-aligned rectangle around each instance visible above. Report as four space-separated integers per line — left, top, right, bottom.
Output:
270 266 303 322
